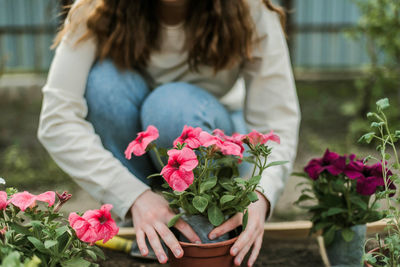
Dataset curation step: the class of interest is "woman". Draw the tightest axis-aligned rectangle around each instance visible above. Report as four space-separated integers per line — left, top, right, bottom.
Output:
38 0 300 265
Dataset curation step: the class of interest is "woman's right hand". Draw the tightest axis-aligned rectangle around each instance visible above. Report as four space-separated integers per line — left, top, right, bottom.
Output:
131 189 201 264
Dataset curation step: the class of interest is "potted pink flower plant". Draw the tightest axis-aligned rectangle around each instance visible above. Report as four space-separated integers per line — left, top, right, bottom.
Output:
0 180 119 267
125 125 285 266
295 148 395 266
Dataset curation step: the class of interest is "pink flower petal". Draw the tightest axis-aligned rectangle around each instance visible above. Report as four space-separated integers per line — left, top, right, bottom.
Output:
36 191 56 207
10 191 37 211
0 191 8 210
125 125 159 158
69 212 98 244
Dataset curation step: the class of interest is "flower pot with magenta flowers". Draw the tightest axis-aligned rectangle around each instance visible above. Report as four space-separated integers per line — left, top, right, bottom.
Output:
125 125 286 267
295 148 395 267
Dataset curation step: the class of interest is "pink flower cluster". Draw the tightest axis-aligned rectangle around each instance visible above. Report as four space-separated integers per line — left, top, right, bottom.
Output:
304 149 396 196
0 191 55 211
69 204 119 245
125 125 280 192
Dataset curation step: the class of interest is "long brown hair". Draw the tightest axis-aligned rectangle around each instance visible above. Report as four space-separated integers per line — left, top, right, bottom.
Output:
54 0 285 72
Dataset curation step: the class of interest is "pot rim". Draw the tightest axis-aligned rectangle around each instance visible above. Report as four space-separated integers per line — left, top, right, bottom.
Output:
178 236 238 248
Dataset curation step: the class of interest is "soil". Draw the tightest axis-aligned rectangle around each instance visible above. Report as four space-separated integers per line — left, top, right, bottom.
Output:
99 236 324 267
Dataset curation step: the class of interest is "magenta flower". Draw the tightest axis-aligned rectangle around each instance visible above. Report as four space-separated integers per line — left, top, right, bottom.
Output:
161 147 198 191
356 163 396 196
9 191 55 211
304 149 346 180
69 212 98 244
173 125 202 149
125 125 159 158
246 130 280 145
0 191 9 210
82 204 119 243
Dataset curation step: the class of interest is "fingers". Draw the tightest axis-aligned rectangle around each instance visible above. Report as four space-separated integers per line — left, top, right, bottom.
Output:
208 213 242 241
247 235 263 267
136 229 148 256
231 215 261 266
154 222 183 258
174 218 202 244
144 227 168 264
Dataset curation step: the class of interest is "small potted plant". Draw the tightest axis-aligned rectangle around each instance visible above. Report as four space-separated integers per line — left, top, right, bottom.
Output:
359 98 400 266
125 125 285 266
0 178 119 267
294 147 395 266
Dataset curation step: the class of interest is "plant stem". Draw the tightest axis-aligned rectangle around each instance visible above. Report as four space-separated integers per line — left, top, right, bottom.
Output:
152 147 165 167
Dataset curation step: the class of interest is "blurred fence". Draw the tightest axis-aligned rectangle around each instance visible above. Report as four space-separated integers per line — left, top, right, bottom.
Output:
0 0 369 74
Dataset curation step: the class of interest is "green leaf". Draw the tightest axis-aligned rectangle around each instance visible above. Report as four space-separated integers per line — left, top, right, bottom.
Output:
247 191 258 202
220 195 235 204
86 249 98 261
292 172 311 179
349 195 368 210
199 176 217 193
233 177 246 185
341 228 355 242
147 173 162 179
376 98 389 110
208 205 224 226
371 121 384 128
248 175 261 185
167 213 183 227
27 236 47 253
323 226 336 246
322 207 346 217
2 251 24 267
358 132 375 144
266 161 289 168
295 194 314 203
90 246 106 260
44 240 58 249
61 258 91 267
193 196 209 213
242 210 249 230
55 225 69 238
9 222 30 236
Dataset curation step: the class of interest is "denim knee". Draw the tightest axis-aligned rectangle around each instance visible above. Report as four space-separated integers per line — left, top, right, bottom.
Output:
140 82 234 149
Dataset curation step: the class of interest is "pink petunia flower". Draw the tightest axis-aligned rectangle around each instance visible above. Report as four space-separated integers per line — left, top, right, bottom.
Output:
69 212 98 244
161 147 198 191
125 125 159 158
9 191 56 211
0 191 9 210
82 204 119 244
173 125 202 149
199 131 243 157
246 130 280 145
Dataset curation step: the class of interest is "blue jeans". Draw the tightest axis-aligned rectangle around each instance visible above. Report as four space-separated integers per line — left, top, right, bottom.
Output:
85 59 248 187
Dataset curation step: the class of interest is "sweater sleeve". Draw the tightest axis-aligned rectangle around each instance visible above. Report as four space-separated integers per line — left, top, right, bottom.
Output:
37 2 150 220
241 1 301 215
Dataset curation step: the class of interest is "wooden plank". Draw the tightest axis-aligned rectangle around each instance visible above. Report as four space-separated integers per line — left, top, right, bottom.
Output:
117 219 389 240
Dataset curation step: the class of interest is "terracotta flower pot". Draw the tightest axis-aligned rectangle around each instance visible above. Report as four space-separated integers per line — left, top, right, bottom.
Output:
168 236 238 267
364 247 389 267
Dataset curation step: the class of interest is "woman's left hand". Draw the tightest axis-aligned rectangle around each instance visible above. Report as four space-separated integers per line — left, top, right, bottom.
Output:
208 191 269 267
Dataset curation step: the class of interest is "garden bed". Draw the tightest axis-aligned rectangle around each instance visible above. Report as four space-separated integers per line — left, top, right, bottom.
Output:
99 236 324 267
